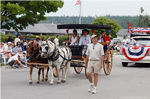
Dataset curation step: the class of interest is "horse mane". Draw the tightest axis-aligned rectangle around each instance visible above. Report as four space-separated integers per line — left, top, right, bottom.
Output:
33 40 38 50
27 40 39 56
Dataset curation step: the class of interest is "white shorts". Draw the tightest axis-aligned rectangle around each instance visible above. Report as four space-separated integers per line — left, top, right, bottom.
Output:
87 61 101 73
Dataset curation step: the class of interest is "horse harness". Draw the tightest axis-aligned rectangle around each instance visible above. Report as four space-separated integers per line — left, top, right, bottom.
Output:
28 43 41 60
47 43 71 69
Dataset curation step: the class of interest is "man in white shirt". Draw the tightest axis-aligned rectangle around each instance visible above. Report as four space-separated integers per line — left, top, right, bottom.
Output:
85 34 104 94
79 29 91 45
53 35 59 46
7 53 26 68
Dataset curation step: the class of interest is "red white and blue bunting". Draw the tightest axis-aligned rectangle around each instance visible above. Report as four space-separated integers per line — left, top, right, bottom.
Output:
132 27 150 33
122 46 150 61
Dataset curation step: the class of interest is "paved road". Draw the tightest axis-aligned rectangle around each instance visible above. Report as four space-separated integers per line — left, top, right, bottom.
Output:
1 55 150 99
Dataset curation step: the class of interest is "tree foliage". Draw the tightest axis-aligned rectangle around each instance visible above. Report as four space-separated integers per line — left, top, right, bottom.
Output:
1 1 64 31
92 16 121 38
41 16 149 29
138 15 150 27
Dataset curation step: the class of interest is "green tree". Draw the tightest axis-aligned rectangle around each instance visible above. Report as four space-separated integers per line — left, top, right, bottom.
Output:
92 16 121 38
1 1 63 31
144 15 150 27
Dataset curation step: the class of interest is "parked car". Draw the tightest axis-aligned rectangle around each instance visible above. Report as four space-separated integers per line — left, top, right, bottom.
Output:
120 35 150 67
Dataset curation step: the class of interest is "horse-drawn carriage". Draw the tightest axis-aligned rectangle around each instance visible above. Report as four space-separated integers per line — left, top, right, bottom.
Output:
26 24 113 84
57 24 113 77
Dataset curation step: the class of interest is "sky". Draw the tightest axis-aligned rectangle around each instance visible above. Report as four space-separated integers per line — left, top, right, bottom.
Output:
45 0 150 16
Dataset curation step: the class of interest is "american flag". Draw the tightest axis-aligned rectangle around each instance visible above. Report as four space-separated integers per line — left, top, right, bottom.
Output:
75 0 81 5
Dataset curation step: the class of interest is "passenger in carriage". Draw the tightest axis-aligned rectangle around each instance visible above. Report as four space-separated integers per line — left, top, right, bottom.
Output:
98 34 102 43
70 29 79 45
79 29 91 45
63 37 70 46
101 31 111 53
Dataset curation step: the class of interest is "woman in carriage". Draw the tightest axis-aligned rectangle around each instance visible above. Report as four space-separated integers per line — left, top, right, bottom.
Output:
70 29 79 45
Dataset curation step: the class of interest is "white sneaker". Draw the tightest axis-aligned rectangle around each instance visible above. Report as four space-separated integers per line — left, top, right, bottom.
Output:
91 87 97 94
88 85 93 92
24 65 27 68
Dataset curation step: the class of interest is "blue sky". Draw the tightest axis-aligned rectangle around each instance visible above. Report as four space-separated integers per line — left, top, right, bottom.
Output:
46 0 150 16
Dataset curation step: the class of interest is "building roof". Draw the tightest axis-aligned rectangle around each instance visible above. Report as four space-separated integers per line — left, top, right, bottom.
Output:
1 23 82 35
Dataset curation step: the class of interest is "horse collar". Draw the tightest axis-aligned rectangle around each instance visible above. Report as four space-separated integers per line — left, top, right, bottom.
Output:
49 46 59 61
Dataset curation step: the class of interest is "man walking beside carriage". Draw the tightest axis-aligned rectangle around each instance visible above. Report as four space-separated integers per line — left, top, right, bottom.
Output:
85 34 104 94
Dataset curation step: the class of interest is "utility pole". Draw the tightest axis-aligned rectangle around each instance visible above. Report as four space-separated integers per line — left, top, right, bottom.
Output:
79 0 81 24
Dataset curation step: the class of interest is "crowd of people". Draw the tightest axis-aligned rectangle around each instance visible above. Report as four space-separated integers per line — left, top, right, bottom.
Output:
64 29 111 47
0 34 28 68
0 34 57 68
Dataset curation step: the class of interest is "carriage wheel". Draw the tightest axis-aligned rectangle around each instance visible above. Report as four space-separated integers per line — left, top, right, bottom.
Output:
53 67 58 78
74 67 83 74
103 50 113 75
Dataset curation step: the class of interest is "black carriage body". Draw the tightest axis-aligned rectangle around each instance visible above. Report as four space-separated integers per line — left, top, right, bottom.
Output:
57 24 112 76
68 45 84 60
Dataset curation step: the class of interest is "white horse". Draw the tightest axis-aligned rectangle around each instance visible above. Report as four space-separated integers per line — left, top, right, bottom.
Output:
40 41 72 85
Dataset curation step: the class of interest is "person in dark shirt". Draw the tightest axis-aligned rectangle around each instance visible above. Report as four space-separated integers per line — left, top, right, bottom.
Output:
7 36 13 42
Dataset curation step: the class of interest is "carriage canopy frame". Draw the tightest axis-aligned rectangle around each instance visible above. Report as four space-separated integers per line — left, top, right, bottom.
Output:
57 24 111 30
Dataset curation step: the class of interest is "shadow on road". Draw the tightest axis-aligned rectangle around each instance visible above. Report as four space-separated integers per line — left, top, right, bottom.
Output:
127 63 150 68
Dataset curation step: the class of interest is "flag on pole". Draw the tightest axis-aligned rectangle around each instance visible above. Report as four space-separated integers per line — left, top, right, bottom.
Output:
75 0 81 5
94 15 97 19
140 7 144 13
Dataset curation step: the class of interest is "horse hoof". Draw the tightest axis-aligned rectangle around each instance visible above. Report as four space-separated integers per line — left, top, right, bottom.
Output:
61 80 66 83
37 81 40 84
41 79 44 82
45 79 48 81
29 82 32 84
57 82 61 84
49 82 54 85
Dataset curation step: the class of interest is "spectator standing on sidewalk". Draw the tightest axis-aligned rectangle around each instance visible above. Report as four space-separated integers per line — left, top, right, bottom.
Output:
53 35 59 46
14 34 21 46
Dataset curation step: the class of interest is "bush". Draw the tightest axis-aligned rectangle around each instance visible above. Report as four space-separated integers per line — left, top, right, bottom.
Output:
1 34 15 42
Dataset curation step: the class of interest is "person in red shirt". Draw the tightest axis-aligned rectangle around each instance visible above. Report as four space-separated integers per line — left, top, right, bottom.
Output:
101 31 111 52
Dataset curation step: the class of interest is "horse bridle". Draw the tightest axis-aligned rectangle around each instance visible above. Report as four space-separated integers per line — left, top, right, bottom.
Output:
27 42 40 60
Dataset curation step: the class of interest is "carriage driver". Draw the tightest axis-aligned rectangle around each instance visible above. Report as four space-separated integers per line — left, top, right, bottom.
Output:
85 34 104 94
79 29 91 45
